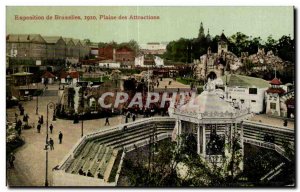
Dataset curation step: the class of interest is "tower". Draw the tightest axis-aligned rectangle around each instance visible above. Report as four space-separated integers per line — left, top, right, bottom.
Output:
266 77 285 116
198 22 205 39
218 31 228 55
206 29 211 42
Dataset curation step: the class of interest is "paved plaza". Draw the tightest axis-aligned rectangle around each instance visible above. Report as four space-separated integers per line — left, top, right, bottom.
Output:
6 85 128 186
155 78 190 89
6 84 295 187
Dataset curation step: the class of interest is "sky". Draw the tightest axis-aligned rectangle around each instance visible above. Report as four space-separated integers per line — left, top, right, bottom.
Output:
6 6 294 44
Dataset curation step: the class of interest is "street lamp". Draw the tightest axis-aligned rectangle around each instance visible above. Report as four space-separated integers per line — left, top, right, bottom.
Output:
46 102 56 142
80 84 86 137
44 143 49 187
36 82 39 115
81 113 84 137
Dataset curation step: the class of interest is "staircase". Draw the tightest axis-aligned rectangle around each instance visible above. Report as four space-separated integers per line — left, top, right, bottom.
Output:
62 117 175 182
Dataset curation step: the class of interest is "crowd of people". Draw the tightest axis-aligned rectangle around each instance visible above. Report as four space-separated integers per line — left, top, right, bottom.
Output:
9 103 64 169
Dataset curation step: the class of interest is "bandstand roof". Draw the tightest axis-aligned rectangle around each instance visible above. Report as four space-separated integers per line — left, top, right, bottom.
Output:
11 72 33 76
178 90 235 115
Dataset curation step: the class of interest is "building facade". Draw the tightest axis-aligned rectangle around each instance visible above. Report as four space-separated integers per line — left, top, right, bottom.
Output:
6 34 90 68
265 77 294 118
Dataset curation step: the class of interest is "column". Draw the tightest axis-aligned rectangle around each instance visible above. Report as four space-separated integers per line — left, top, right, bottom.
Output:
240 122 244 159
202 124 206 156
177 120 181 145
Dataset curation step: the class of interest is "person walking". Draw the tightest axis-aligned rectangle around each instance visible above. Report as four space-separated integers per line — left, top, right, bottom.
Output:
78 167 84 175
58 131 63 144
132 113 136 122
40 115 44 125
15 113 18 123
37 123 41 133
105 117 110 126
87 170 93 177
50 124 54 134
49 138 54 150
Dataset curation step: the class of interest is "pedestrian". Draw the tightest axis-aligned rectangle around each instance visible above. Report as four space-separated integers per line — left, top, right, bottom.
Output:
50 124 54 134
87 170 93 177
132 113 136 122
15 113 18 123
97 172 103 179
8 153 15 168
37 123 41 133
17 127 22 136
20 107 24 116
59 131 63 144
105 117 110 126
125 115 128 123
17 119 22 129
40 115 44 125
49 138 54 150
78 167 84 175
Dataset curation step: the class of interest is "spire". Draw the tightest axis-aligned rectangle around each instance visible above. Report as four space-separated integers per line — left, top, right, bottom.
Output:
198 22 205 39
206 28 211 41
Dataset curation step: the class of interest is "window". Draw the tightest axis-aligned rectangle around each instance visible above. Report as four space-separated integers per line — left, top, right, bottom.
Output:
270 103 276 110
251 100 256 103
249 88 257 94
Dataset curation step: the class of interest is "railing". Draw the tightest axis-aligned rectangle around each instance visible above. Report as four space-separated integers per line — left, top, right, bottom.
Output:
85 117 175 140
173 108 250 119
243 120 294 133
57 117 175 171
244 138 290 161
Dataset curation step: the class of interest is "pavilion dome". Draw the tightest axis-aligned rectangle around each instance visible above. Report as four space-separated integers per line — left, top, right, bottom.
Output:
178 90 235 115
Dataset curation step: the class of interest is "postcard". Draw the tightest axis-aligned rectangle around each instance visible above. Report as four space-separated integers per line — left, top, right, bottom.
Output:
6 6 295 187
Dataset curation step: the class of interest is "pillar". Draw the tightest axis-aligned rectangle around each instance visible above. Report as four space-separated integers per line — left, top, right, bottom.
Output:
177 120 181 145
240 122 244 159
202 124 206 156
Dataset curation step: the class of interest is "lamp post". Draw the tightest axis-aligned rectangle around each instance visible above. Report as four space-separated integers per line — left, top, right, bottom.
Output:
36 82 39 115
44 143 49 187
46 102 56 142
81 113 84 137
80 84 86 137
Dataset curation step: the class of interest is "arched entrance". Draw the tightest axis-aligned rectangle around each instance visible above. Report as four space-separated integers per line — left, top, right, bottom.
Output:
207 71 217 80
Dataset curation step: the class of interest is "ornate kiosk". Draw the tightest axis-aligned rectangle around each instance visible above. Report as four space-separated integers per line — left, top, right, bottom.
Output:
171 81 252 175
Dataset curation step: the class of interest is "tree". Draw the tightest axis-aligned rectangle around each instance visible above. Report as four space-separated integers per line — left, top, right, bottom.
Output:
83 39 91 46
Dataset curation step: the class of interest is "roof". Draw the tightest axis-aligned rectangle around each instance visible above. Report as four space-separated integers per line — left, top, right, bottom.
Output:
269 77 282 85
219 32 228 42
12 72 33 76
178 90 235 114
41 71 55 78
266 87 286 94
43 36 62 44
6 34 45 43
60 71 79 79
73 39 83 46
116 47 133 52
220 74 270 88
63 38 75 45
